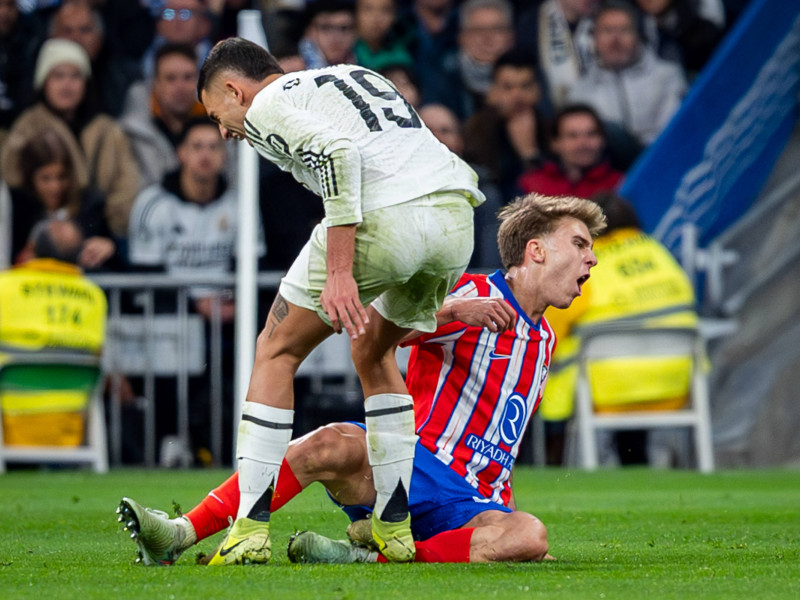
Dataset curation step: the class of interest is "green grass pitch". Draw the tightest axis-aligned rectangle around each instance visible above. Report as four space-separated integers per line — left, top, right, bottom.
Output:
1 467 799 599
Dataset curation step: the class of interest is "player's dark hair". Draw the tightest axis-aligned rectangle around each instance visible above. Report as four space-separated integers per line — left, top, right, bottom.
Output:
176 116 218 146
592 192 642 232
197 38 284 99
155 42 197 76
550 103 607 141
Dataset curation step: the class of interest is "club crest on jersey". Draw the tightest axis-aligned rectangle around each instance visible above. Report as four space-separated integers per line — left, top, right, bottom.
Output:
499 393 526 445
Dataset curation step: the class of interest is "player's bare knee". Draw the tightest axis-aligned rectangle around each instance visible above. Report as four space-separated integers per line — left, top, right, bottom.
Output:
514 515 548 562
500 512 548 562
288 425 355 478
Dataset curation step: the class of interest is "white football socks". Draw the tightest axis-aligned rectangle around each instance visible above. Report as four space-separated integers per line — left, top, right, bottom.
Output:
364 393 416 521
235 402 294 520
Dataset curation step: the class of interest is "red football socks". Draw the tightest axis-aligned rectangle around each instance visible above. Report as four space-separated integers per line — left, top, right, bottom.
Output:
185 459 303 542
376 527 474 563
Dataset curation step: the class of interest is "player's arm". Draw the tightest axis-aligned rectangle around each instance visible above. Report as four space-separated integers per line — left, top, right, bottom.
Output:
253 101 368 337
322 223 368 338
317 140 369 338
401 296 517 343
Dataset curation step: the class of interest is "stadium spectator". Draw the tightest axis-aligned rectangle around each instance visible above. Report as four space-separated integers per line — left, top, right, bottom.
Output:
48 0 143 117
418 103 503 268
518 103 623 199
568 1 687 149
141 0 214 80
0 218 107 447
540 192 698 466
127 117 263 465
0 0 43 136
515 0 597 112
635 0 725 78
120 43 209 188
259 0 308 62
116 193 606 565
447 0 516 119
299 0 358 69
354 0 414 72
463 50 547 202
0 38 141 238
95 0 156 62
400 0 461 108
207 0 253 43
7 129 118 271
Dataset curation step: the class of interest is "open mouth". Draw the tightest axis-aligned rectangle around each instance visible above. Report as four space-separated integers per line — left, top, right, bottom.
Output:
576 273 590 294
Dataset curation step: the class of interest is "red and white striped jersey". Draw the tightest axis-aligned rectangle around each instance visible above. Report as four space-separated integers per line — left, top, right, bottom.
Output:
404 271 556 505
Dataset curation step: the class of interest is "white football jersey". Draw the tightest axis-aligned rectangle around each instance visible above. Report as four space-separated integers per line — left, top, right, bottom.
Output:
128 175 265 295
244 65 484 228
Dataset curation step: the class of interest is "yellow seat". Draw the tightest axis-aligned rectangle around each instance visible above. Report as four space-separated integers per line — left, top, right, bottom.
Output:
571 325 714 473
0 351 107 473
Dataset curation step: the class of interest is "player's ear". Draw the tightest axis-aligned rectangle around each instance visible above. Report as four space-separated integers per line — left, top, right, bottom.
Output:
225 80 246 105
526 238 546 264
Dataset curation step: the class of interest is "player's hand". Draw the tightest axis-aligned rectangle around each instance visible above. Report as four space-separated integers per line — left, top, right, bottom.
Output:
320 271 369 339
445 297 516 332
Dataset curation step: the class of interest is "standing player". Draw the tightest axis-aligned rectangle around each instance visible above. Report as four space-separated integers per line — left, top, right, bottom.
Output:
116 193 605 564
196 38 484 563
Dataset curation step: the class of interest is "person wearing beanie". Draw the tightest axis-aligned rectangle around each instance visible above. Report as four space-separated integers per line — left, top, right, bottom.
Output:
0 38 141 239
32 38 91 90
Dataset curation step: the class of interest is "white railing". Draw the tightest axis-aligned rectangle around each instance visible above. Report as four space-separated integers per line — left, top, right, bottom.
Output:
91 272 283 468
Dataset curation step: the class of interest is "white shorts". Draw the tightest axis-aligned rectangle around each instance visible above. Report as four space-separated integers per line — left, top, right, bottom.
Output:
279 191 475 332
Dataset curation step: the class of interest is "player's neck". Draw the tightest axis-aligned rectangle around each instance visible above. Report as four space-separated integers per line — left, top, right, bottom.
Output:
504 267 546 324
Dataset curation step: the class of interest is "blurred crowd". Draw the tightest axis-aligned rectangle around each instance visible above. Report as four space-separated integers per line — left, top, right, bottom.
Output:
0 0 746 466
0 0 745 275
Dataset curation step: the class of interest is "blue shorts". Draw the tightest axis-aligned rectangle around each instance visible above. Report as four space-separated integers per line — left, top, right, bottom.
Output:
330 424 511 541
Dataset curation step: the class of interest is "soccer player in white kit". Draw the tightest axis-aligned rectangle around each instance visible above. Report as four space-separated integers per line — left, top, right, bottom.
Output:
197 37 485 564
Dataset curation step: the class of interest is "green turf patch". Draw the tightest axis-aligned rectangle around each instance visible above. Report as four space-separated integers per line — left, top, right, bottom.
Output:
0 468 798 599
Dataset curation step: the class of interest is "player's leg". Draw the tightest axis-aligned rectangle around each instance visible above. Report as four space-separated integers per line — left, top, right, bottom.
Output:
236 296 331 515
289 510 548 564
460 509 549 562
117 423 374 565
208 294 332 565
349 309 417 562
369 439 547 563
347 195 474 562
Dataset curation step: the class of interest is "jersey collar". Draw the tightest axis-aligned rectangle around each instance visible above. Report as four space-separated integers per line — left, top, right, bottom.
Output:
488 270 541 331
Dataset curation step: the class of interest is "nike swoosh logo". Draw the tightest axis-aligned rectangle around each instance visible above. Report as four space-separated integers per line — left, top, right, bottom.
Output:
218 539 247 557
489 351 513 360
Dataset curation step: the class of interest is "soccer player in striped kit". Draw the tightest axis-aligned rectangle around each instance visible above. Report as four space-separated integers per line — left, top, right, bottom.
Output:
118 193 605 564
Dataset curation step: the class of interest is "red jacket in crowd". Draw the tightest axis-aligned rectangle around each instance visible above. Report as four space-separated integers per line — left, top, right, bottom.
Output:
518 160 624 199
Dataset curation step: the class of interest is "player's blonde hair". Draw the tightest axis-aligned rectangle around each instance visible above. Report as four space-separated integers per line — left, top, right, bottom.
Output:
497 193 607 269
